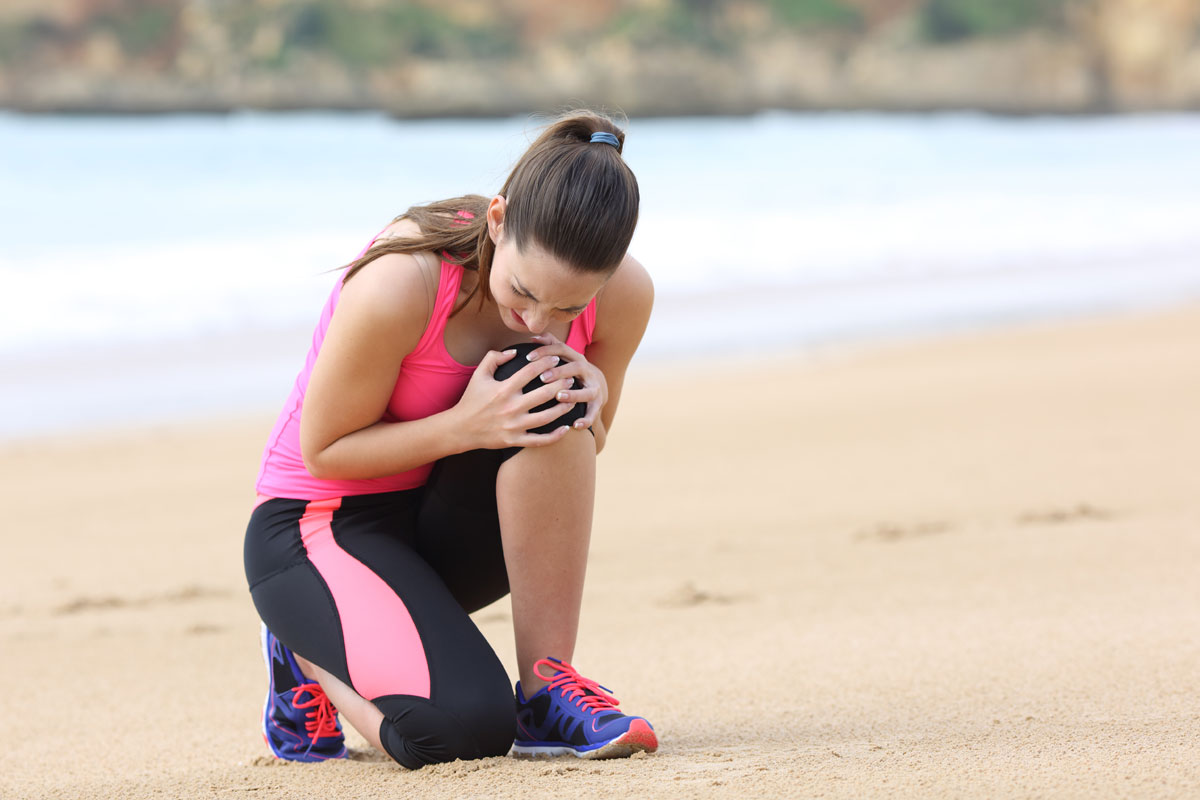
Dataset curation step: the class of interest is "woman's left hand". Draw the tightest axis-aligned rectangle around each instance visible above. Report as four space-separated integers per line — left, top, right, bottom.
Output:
526 332 607 431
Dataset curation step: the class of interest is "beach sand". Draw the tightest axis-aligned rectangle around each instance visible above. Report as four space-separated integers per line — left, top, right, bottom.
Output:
3 304 1198 799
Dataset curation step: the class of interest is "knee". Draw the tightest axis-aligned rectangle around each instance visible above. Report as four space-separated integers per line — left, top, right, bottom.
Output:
493 341 587 434
503 425 596 473
375 688 515 769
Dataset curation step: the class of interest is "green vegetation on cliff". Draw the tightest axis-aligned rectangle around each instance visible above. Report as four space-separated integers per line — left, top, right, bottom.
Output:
281 2 518 67
920 0 1068 42
0 0 1087 70
769 0 863 31
1 0 1197 115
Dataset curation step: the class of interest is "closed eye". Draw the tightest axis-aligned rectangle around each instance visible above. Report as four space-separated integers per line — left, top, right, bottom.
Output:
514 282 585 314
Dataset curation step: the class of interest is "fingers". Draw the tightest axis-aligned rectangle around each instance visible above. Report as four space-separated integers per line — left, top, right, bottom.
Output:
517 377 574 411
538 360 584 382
484 344 599 443
551 384 598 406
478 347 519 378
532 357 603 387
504 354 563 387
533 361 597 395
512 424 574 449
523 401 578 431
537 362 603 427
523 336 578 363
577 398 600 430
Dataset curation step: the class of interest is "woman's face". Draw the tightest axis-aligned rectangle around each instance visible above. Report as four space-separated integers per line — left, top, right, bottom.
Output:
488 235 609 335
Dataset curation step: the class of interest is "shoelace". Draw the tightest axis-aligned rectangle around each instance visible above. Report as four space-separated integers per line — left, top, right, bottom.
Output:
534 657 621 716
292 682 341 750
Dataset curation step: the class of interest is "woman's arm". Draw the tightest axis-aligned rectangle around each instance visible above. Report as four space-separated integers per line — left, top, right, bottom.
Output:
586 254 654 453
300 253 574 480
299 252 454 480
529 254 654 454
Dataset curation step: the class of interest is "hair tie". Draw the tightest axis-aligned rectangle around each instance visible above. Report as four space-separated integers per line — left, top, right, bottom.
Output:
589 131 621 149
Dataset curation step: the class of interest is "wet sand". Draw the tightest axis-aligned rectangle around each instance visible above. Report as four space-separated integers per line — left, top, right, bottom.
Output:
3 304 1198 799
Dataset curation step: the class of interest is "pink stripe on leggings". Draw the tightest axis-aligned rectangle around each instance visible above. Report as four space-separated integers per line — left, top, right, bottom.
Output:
298 497 431 700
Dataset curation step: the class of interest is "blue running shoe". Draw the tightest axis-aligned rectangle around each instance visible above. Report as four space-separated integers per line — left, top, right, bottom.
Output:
260 624 347 762
512 657 658 759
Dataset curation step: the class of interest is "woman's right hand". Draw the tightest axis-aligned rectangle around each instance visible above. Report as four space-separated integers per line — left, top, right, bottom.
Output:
451 349 578 450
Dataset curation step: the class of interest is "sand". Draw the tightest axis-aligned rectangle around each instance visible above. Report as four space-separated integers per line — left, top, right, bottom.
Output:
3 304 1198 799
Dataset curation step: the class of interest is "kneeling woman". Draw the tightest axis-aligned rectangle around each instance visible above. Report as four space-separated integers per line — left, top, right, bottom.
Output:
243 111 656 768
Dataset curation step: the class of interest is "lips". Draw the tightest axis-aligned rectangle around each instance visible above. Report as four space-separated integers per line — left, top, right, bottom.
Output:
512 309 527 327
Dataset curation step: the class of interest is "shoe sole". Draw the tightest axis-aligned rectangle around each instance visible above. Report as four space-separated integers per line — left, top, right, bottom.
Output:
511 718 658 760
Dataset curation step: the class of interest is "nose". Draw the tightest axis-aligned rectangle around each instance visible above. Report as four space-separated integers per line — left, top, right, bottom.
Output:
523 310 551 334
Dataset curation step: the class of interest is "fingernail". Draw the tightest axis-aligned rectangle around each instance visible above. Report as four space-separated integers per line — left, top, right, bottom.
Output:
557 391 569 402
574 420 587 429
526 350 538 361
502 349 516 356
541 370 555 381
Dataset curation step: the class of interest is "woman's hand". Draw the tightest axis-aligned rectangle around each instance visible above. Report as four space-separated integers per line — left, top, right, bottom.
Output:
452 348 579 450
524 332 608 432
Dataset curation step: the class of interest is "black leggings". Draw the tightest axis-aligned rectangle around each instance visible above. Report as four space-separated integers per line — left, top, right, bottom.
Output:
244 447 522 768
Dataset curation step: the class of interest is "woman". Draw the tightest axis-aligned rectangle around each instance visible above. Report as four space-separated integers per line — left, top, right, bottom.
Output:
244 110 656 769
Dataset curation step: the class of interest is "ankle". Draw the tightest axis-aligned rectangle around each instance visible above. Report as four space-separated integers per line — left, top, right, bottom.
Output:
519 670 550 697
293 653 319 682
518 654 576 697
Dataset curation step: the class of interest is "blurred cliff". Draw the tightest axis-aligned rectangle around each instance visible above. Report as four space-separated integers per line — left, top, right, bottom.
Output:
2 0 1198 115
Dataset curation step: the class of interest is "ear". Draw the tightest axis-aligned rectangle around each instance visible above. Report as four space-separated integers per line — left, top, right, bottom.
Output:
486 195 507 245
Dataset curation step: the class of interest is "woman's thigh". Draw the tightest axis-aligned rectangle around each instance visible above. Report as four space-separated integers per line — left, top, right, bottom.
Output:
414 447 517 614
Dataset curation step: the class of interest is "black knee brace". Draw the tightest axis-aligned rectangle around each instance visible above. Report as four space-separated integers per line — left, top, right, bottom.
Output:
493 341 587 434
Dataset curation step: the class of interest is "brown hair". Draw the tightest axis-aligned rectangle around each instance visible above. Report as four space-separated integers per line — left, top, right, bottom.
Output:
341 110 639 310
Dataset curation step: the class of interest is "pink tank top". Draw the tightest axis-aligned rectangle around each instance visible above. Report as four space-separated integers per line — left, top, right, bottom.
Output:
255 227 598 501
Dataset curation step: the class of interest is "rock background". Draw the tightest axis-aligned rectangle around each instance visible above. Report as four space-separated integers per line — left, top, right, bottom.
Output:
1 0 1198 115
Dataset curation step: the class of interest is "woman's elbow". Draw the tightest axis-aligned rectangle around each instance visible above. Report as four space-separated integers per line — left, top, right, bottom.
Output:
300 442 332 480
302 454 325 480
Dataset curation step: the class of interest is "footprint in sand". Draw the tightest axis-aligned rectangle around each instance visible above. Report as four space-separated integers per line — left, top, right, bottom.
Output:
1016 503 1113 525
656 581 746 608
855 520 952 543
53 596 129 614
248 754 294 767
52 585 229 616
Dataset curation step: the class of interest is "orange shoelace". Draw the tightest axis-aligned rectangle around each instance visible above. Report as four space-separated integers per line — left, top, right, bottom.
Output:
534 658 621 715
292 682 341 742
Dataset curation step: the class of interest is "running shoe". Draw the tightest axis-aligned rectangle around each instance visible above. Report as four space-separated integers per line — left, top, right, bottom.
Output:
260 624 347 762
512 657 658 759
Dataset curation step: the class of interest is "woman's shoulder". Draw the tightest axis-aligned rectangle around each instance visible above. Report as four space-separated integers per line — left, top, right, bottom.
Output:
590 253 653 348
337 234 441 345
597 254 653 317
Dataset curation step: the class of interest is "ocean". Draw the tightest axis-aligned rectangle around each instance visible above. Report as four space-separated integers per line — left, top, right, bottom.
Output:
3 111 1199 438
